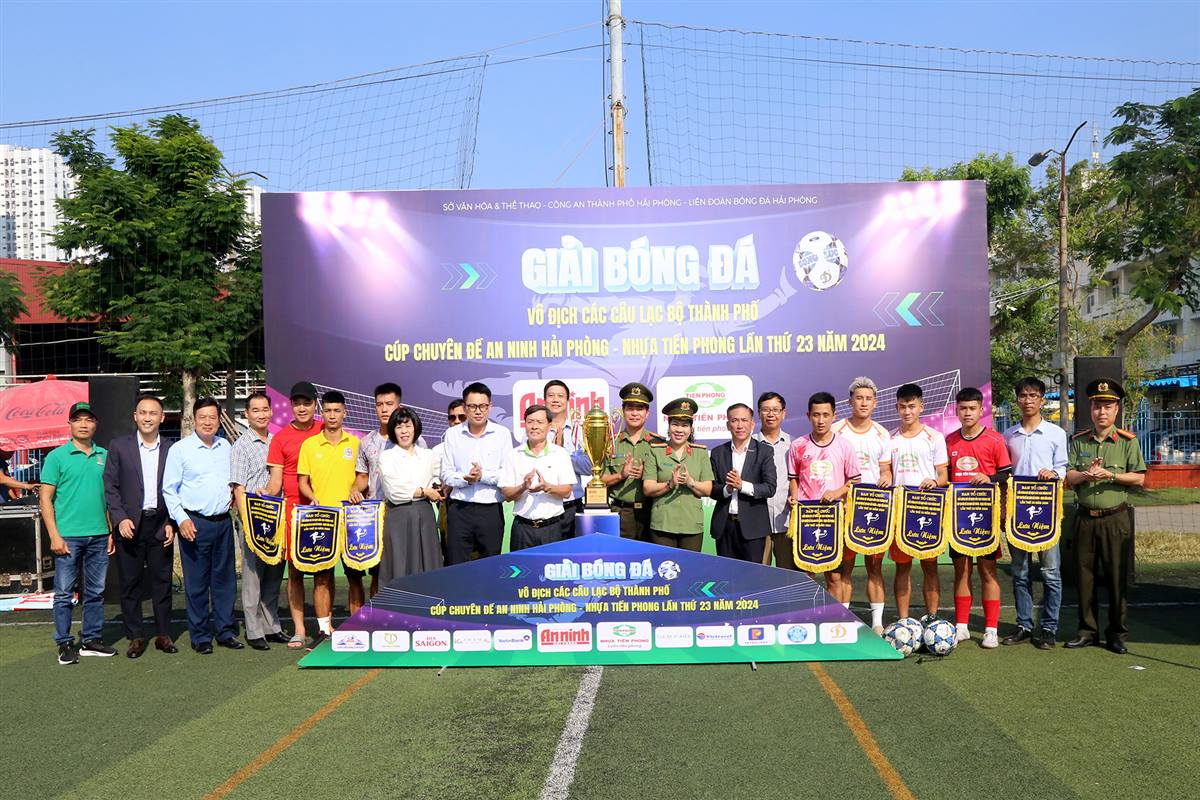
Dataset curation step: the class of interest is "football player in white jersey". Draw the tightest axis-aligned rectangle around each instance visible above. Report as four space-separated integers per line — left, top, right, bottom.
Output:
831 377 892 634
889 383 948 621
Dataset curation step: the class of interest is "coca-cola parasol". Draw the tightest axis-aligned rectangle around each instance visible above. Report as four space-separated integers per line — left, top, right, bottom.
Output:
0 377 88 451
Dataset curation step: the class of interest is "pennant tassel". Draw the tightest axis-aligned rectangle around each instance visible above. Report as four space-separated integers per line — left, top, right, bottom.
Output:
844 484 895 556
1005 476 1063 553
290 505 344 573
895 487 949 560
791 500 844 572
241 493 286 566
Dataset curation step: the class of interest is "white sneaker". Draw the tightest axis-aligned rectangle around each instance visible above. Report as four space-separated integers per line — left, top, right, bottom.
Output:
955 624 971 642
981 630 999 649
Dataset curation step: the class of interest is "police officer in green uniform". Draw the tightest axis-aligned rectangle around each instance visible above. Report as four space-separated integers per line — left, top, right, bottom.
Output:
1064 378 1146 654
602 382 664 539
642 398 714 551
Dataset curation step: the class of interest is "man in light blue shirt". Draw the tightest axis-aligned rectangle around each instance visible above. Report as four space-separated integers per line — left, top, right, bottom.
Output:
1002 377 1069 649
440 382 514 564
162 398 239 654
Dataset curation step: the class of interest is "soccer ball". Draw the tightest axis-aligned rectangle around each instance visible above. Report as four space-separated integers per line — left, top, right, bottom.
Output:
897 616 924 642
884 622 918 656
657 561 680 580
792 230 849 291
922 618 958 656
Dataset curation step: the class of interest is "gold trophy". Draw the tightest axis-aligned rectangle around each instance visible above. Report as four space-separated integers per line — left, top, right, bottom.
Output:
583 406 613 509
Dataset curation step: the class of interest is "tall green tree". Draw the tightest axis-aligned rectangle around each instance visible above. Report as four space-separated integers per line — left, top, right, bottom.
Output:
43 114 258 434
902 153 1051 394
0 270 29 351
1086 89 1200 358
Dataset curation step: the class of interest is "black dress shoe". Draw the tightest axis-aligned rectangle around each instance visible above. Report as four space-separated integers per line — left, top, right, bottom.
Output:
1107 640 1128 655
1064 635 1096 649
193 641 214 655
217 638 245 650
127 638 147 659
264 632 291 645
247 637 270 651
1034 631 1056 650
155 636 179 654
1001 627 1031 646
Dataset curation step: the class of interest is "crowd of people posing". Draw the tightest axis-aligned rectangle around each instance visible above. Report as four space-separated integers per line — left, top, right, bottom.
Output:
39 370 1143 664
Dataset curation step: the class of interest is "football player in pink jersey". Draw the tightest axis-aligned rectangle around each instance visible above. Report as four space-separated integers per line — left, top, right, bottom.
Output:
787 392 861 602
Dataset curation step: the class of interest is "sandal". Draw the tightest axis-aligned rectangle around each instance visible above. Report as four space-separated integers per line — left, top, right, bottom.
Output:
287 633 305 650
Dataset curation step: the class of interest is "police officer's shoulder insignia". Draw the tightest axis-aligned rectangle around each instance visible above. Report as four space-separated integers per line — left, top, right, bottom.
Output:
1071 428 1094 440
1116 428 1137 440
690 442 708 449
647 431 666 442
649 440 668 448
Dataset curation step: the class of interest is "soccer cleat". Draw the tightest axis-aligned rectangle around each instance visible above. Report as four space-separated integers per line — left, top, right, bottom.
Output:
981 630 1000 649
305 631 329 652
79 640 117 657
57 641 79 665
955 624 971 642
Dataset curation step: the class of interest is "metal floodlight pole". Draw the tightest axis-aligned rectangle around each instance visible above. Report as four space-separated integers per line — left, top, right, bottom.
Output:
608 0 626 187
1031 120 1087 428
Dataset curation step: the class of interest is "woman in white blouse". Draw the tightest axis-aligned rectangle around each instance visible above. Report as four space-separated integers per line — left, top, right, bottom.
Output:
377 407 443 582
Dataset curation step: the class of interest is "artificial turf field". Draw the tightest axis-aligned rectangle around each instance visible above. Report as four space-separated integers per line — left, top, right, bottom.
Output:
4 558 1197 800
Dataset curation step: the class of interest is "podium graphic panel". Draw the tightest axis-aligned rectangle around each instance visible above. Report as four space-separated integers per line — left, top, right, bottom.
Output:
300 535 900 667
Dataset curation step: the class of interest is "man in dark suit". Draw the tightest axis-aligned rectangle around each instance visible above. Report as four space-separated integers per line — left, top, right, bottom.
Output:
103 394 177 658
709 403 777 563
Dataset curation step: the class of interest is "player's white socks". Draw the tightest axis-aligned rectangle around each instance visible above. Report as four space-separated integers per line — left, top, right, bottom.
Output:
318 616 333 634
869 603 885 628
840 601 850 609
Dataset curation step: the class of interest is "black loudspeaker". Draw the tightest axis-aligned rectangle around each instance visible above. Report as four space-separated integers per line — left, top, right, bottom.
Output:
1073 356 1123 434
87 376 138 449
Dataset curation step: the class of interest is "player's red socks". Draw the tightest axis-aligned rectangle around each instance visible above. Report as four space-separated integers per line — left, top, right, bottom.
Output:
983 599 1000 630
954 595 972 625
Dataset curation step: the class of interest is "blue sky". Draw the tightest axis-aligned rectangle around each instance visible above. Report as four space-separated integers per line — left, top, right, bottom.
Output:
2 0 1197 189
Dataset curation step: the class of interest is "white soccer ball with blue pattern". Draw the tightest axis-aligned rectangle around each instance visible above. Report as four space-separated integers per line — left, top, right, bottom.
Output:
884 621 918 656
922 617 958 656
897 616 924 642
792 231 849 292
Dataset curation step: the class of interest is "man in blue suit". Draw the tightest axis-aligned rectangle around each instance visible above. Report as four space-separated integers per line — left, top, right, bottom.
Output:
103 394 177 658
709 403 777 563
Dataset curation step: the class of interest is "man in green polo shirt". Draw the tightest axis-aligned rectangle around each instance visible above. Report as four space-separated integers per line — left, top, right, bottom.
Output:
602 382 664 539
1065 378 1146 654
40 402 117 664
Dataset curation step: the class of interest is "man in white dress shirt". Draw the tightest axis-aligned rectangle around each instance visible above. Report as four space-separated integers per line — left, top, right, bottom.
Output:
440 382 514 563
501 405 575 550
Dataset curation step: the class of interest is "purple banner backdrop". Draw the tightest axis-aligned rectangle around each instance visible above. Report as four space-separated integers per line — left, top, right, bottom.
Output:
262 182 989 442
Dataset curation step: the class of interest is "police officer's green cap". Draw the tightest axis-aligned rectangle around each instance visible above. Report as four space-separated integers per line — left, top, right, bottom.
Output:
662 397 696 420
619 382 653 406
68 401 97 420
1087 378 1124 402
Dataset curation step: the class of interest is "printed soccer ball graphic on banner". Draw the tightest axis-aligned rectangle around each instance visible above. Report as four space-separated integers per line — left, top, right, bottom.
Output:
792 230 849 291
657 561 681 580
922 617 958 656
884 621 918 656
897 616 924 642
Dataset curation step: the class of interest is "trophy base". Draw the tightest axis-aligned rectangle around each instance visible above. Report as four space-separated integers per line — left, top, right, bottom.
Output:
583 483 609 511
